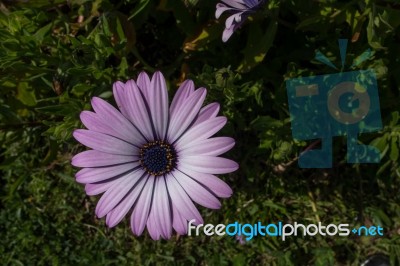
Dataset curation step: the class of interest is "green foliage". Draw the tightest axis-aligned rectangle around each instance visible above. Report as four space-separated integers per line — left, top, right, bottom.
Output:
1 0 400 265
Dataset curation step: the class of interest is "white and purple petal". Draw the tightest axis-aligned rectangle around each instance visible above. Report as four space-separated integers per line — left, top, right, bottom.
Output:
131 175 155 236
179 155 239 174
146 208 161 240
148 72 169 140
216 3 236 19
152 177 172 239
76 163 138 183
136 71 151 101
172 204 188 235
72 150 138 168
178 137 235 156
173 170 221 209
95 170 143 218
178 166 233 198
91 97 146 146
85 180 116 196
106 174 148 228
168 88 207 143
124 80 155 140
73 129 138 155
174 116 227 150
166 173 204 224
221 0 247 9
193 102 220 126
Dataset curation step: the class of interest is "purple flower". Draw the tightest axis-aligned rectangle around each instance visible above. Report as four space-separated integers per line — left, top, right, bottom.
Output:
72 71 238 240
236 234 246 244
216 0 264 42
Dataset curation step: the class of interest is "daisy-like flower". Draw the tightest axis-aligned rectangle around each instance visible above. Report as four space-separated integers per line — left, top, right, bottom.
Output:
72 71 238 240
216 0 264 42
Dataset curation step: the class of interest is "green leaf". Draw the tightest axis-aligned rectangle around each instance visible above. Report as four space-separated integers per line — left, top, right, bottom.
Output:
390 136 399 161
41 138 59 166
377 159 391 176
296 15 325 30
313 248 335 266
237 20 278 73
251 116 284 132
116 12 136 52
390 111 399 127
183 23 222 52
367 11 384 49
101 14 111 37
36 101 81 116
367 207 392 226
128 0 151 20
370 134 388 153
10 0 65 8
16 82 36 106
71 83 94 97
232 254 246 266
33 23 52 43
263 200 287 214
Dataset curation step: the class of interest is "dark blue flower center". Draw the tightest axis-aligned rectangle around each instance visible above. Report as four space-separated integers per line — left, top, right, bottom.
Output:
139 141 176 176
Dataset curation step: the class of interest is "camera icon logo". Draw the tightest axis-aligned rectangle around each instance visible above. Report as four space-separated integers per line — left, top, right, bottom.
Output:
286 40 382 168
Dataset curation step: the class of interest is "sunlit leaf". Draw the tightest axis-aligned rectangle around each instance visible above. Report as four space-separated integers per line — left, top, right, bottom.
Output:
237 20 277 73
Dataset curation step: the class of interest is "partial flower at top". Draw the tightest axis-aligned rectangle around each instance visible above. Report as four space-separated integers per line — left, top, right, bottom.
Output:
72 71 239 240
216 0 264 42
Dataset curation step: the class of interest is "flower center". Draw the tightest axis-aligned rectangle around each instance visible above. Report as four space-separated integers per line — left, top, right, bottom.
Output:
139 140 176 176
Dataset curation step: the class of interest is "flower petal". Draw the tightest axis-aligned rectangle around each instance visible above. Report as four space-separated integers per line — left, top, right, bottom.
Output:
222 26 235 42
106 174 148 228
131 175 155 236
225 13 243 29
124 79 155 141
146 208 161 240
136 71 151 102
168 88 207 143
245 0 260 8
95 170 143 218
178 156 239 174
177 137 235 156
152 177 172 239
174 117 227 150
221 0 247 9
73 129 138 155
91 97 146 145
112 81 127 115
193 102 220 126
76 163 138 183
216 3 235 19
85 180 115 196
149 72 169 140
80 111 110 134
170 80 195 115
166 173 203 224
178 165 233 198
72 150 138 167
173 170 221 209
80 110 144 148
172 204 187 235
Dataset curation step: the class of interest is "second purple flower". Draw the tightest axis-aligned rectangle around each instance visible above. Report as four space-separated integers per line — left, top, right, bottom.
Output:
216 0 264 42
